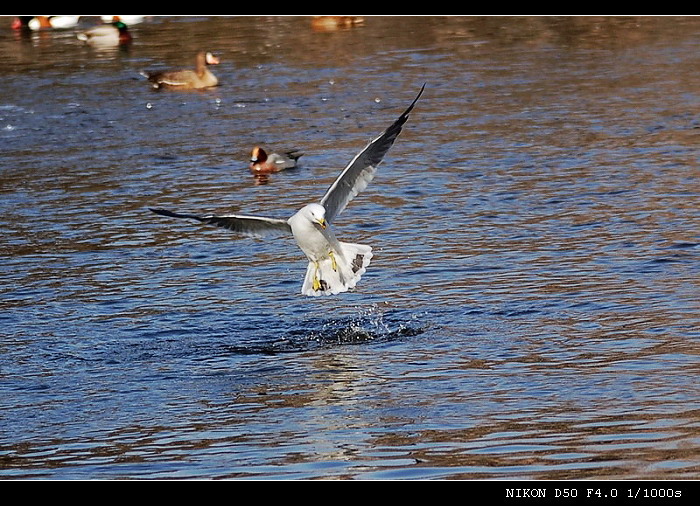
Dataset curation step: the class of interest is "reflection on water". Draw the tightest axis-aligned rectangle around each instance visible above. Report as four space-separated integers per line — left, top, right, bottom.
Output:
1 16 699 479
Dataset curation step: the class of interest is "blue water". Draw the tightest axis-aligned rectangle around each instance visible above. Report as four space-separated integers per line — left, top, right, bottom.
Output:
1 16 699 479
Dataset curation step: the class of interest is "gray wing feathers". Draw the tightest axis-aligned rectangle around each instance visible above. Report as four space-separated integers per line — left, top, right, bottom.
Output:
320 84 425 224
149 208 292 238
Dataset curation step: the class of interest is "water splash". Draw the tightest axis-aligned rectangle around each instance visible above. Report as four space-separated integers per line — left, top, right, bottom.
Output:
303 304 428 347
218 304 429 356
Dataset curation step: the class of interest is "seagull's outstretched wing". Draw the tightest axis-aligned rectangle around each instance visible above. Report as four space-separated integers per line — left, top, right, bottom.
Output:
319 83 425 224
149 208 292 238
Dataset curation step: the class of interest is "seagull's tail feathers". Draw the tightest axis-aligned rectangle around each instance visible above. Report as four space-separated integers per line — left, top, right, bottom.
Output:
301 242 373 296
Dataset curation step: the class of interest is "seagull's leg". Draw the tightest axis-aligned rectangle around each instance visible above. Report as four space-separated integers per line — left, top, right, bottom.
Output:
312 261 321 291
329 251 338 272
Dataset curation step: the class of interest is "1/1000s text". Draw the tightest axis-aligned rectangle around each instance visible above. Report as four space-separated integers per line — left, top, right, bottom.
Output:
505 488 683 499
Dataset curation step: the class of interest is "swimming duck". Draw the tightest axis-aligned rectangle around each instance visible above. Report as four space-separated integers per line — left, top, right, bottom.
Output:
77 20 132 47
100 15 145 25
11 17 33 30
22 16 81 30
249 146 303 175
141 51 220 90
311 16 364 32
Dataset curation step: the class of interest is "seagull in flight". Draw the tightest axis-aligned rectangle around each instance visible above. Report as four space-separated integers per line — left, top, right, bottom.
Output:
150 84 424 296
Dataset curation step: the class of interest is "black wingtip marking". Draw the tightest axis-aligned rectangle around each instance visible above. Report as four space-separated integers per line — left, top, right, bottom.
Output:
150 207 173 217
149 207 205 223
398 83 426 123
407 83 426 114
386 83 426 136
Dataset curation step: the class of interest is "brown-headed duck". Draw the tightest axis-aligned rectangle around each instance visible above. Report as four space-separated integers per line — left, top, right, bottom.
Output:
249 146 303 175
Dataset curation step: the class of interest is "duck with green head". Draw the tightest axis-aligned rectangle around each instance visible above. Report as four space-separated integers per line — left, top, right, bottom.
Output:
77 20 132 47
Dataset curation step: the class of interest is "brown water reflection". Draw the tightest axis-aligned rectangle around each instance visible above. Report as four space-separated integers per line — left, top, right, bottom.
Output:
1 16 699 480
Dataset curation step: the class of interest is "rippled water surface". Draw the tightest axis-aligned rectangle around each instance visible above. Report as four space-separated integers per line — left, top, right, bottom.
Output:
1 16 699 480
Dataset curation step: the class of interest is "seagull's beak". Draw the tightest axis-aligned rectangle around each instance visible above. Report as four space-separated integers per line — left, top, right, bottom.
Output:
317 218 327 229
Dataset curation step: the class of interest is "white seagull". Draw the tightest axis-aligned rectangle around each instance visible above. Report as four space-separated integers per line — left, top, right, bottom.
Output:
150 84 424 296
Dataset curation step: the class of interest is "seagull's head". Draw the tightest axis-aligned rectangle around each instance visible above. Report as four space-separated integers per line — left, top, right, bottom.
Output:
304 203 327 229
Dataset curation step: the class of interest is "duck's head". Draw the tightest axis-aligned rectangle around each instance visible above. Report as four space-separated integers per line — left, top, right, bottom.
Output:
205 52 220 65
250 146 268 164
113 20 129 32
